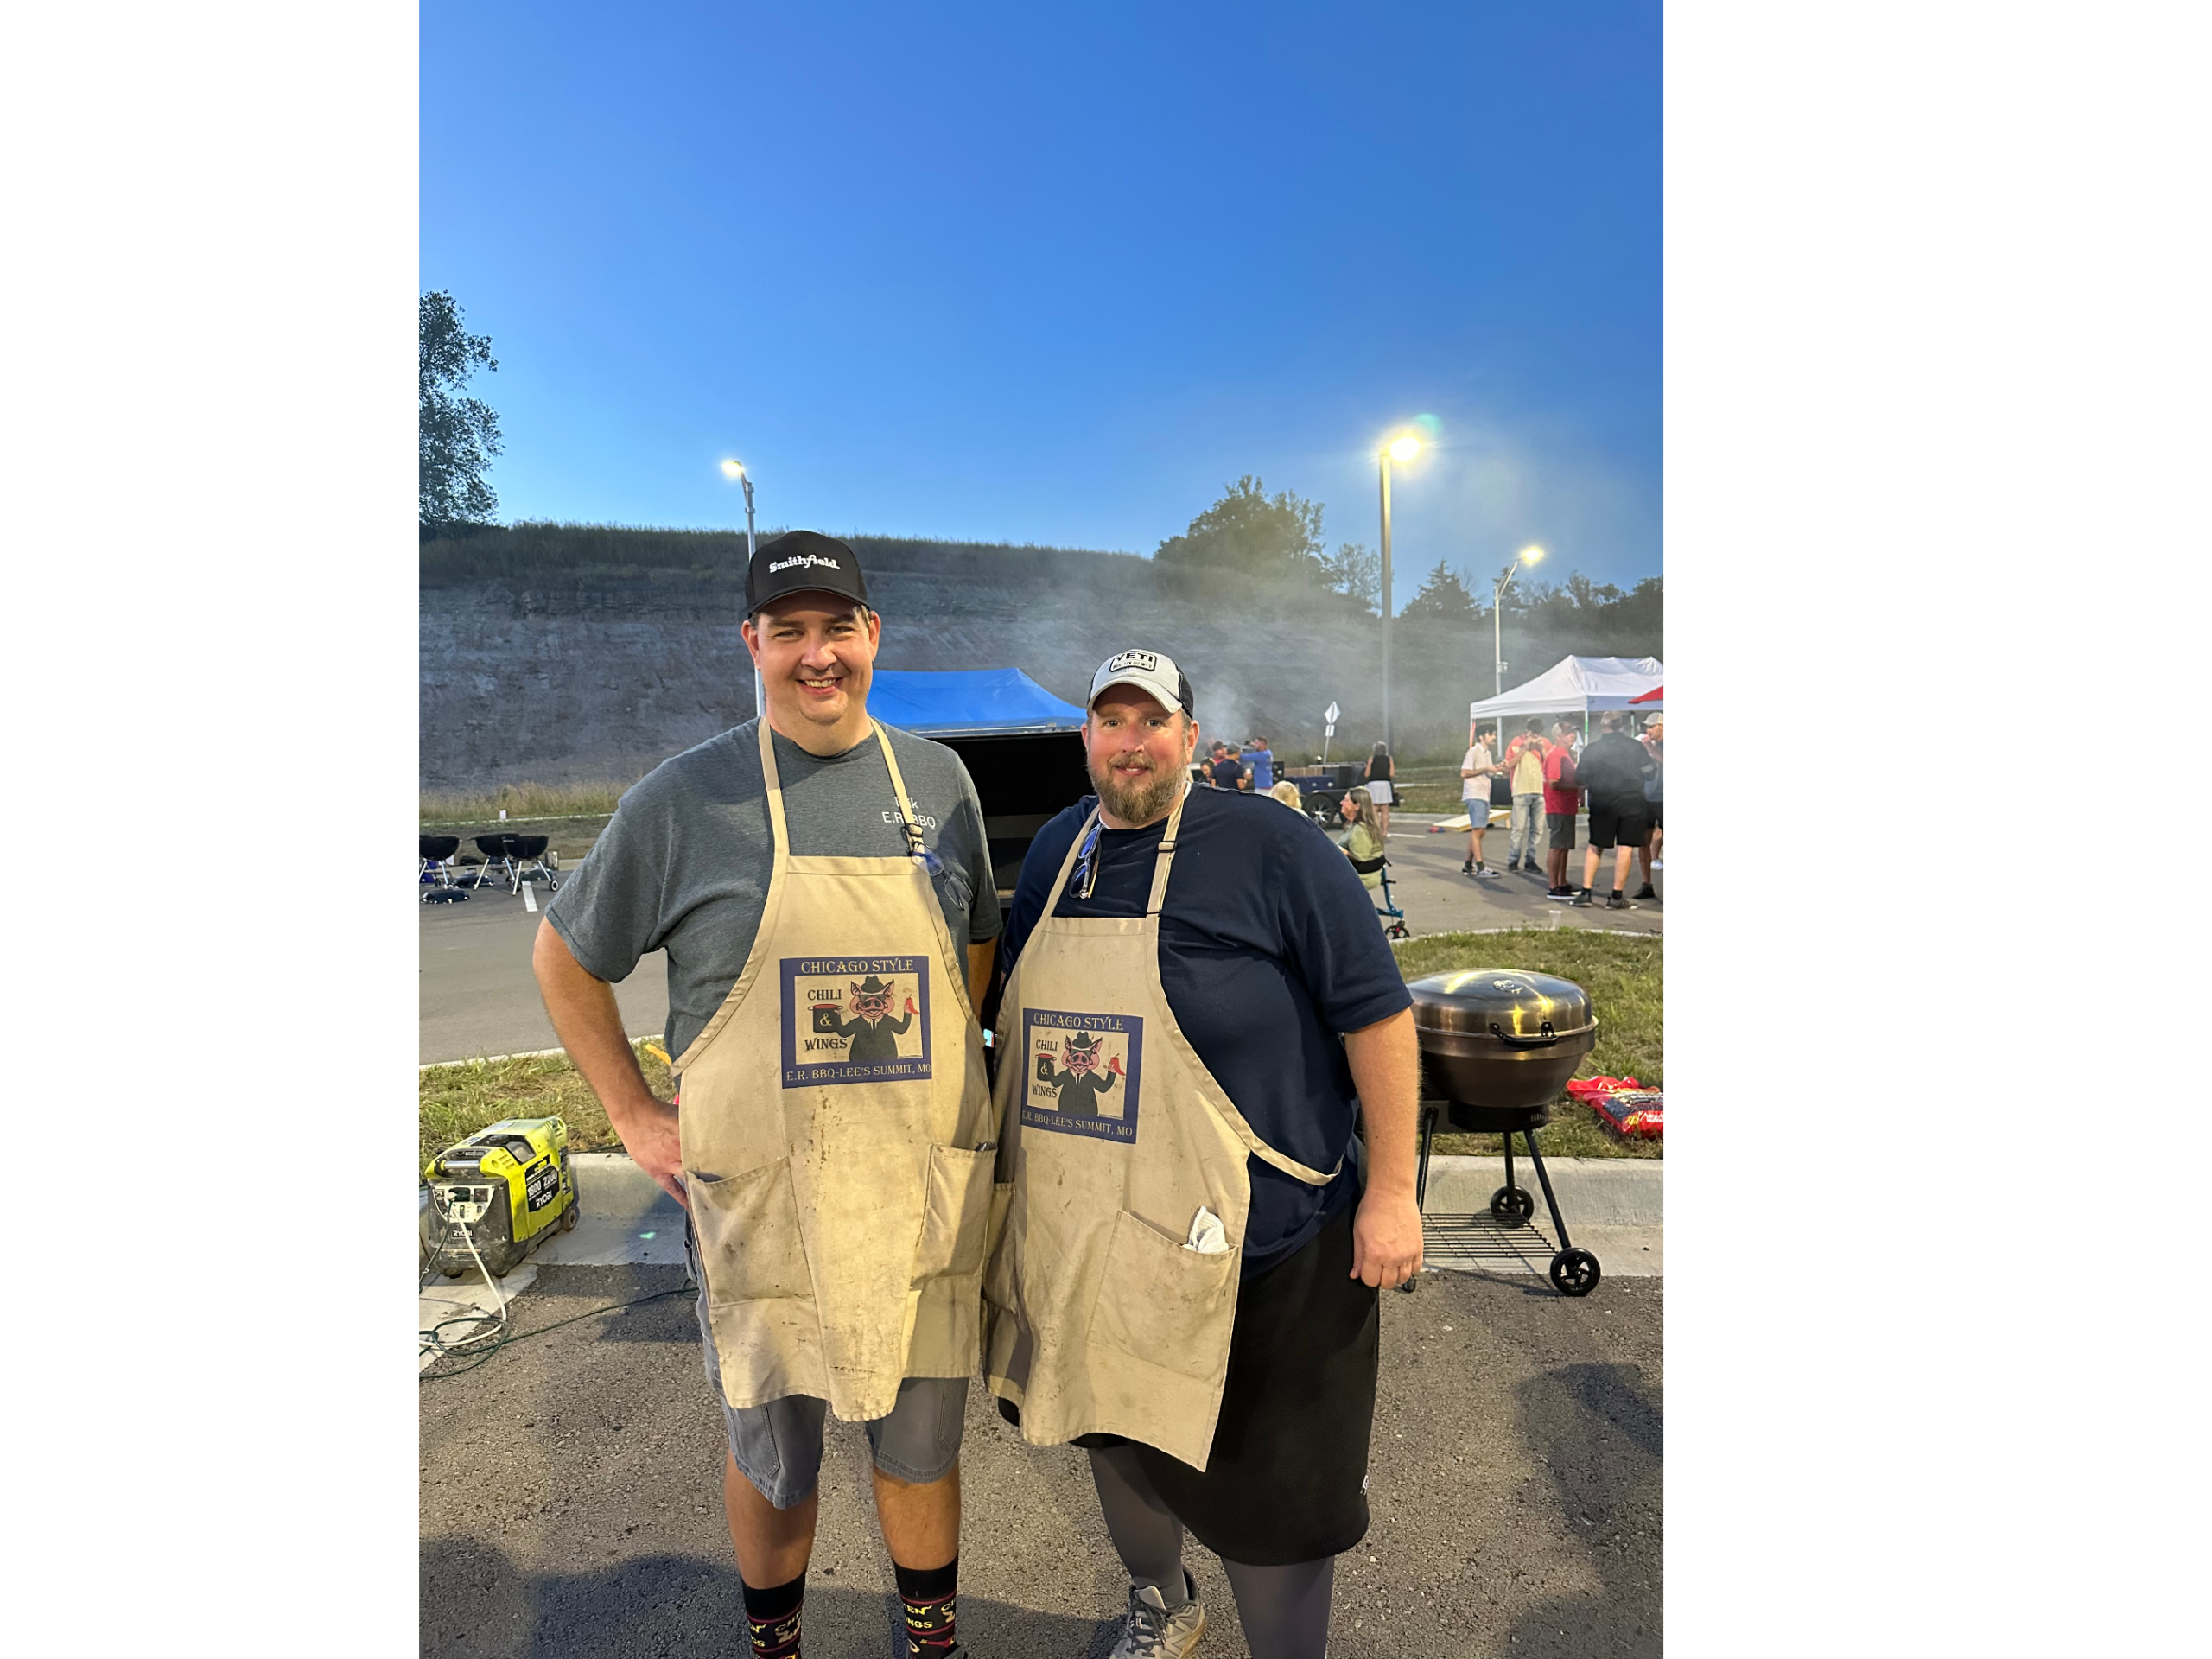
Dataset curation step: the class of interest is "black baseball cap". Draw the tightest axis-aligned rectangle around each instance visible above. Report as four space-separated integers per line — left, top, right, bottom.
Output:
745 531 870 616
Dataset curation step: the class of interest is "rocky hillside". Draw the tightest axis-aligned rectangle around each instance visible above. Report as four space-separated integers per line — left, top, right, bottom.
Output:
420 526 1660 790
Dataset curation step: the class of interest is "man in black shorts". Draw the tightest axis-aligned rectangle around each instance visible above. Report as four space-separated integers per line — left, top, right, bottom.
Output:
988 647 1423 1659
1571 709 1657 910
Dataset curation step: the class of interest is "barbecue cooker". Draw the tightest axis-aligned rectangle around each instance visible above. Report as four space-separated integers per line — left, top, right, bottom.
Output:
1406 968 1605 1296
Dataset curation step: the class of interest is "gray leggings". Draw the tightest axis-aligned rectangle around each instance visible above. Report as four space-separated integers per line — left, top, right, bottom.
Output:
1087 1443 1336 1659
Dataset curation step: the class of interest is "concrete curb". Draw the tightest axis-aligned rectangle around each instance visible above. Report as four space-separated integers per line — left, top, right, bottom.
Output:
419 1036 665 1072
1420 1154 1662 1224
480 1152 1662 1281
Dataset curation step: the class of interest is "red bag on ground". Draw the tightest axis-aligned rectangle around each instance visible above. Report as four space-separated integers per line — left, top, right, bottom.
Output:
1567 1075 1665 1139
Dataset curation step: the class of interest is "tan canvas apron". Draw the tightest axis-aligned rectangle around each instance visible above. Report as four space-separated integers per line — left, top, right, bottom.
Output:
982 789 1338 1471
675 720 996 1423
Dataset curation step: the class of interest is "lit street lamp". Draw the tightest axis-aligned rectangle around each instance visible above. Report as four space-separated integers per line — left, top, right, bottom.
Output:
722 460 763 717
1378 433 1422 753
1491 544 1544 698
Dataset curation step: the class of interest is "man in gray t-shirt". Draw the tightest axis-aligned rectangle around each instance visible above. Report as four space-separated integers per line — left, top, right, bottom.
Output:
545 719 1000 1065
531 530 999 1659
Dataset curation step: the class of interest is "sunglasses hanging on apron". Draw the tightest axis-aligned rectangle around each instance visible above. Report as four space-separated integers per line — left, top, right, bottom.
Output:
982 788 1338 1472
675 720 998 1423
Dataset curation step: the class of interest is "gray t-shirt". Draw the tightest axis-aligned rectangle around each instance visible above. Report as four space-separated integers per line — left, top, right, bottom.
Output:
545 718 1002 1065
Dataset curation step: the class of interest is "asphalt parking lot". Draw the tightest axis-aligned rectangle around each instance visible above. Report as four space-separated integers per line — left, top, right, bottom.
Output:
419 882 669 1064
421 1262 1662 1658
416 813 1658 1064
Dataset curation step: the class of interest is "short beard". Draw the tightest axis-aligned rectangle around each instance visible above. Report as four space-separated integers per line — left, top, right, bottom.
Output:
1090 753 1184 826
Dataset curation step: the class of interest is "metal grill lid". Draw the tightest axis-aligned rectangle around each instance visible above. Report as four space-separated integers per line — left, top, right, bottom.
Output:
1406 969 1595 1042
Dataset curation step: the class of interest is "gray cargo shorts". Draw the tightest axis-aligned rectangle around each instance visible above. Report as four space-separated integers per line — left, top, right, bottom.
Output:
685 1220 967 1509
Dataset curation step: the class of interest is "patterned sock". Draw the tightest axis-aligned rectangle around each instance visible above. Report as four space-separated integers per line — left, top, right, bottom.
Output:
893 1557 958 1656
741 1571 804 1659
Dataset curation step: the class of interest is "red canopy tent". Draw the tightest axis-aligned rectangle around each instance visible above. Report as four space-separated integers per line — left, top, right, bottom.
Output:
1630 683 1663 705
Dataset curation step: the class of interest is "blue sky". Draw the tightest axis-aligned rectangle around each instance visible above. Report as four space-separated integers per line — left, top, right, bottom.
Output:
422 1 1661 601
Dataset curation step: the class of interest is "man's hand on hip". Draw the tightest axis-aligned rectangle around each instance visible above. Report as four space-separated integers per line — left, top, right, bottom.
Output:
613 1096 687 1206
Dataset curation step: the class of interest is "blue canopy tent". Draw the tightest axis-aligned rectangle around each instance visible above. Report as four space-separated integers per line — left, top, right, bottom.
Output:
868 668 1086 737
862 669 1091 900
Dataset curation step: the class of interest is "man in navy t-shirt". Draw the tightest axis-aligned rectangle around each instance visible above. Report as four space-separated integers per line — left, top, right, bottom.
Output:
999 742 1416 1276
992 646 1423 1659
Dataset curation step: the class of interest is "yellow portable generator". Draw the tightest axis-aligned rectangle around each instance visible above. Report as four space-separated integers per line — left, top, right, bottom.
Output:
422 1116 578 1278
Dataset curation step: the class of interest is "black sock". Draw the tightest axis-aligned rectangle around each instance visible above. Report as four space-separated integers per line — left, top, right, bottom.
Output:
1611 888 1623 899
742 1572 804 1659
893 1558 958 1656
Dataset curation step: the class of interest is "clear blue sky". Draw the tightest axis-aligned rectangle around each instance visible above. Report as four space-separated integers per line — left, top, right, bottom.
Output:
422 1 1661 601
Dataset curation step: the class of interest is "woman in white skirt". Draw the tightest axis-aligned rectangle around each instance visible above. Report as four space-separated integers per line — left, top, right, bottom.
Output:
1363 741 1395 840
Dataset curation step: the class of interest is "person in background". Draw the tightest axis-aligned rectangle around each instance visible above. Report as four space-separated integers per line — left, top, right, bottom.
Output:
1340 785 1387 890
1363 741 1395 840
1500 717 1552 874
1570 710 1656 911
1268 779 1305 812
1246 736 1275 792
1459 724 1502 879
1211 743 1247 791
1636 715 1663 900
1541 716 1582 899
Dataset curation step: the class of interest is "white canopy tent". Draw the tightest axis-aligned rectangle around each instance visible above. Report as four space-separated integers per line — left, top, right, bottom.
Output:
1467 655 1663 724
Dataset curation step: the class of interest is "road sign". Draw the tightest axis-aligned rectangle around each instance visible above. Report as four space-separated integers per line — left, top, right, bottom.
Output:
1324 701 1340 724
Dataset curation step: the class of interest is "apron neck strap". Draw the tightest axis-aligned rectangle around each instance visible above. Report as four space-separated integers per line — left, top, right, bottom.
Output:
755 719 920 856
1144 784 1190 917
872 721 927 856
1036 783 1191 918
756 720 791 850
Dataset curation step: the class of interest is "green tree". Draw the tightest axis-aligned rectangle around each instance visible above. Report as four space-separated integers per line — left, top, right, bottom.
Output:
1400 560 1478 621
1154 475 1326 583
1319 540 1380 613
420 291 503 529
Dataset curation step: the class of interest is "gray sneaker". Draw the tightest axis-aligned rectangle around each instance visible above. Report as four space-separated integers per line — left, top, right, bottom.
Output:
1109 1570 1206 1658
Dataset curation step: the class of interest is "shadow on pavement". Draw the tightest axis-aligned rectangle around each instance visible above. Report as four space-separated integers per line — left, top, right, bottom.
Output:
419 1535 1113 1658
1503 1362 1663 1658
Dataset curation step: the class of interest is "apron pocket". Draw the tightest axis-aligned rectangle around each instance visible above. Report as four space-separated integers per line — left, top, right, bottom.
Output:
912 1144 996 1283
1088 1209 1240 1381
688 1160 812 1302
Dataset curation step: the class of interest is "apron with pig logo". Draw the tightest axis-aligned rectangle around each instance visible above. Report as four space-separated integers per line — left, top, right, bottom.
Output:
982 788 1338 1471
675 720 996 1422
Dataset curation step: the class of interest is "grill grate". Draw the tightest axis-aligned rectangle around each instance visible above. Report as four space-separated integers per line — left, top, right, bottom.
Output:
1421 1211 1559 1274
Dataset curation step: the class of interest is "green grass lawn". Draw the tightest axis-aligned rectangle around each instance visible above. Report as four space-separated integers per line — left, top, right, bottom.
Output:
1394 929 1661 1159
419 1040 671 1171
418 933 1660 1171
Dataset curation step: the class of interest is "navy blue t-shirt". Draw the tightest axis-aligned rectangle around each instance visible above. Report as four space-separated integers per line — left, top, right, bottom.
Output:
999 786 1414 1276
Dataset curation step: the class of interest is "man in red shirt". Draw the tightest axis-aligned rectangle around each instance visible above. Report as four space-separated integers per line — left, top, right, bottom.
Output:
1541 716 1583 899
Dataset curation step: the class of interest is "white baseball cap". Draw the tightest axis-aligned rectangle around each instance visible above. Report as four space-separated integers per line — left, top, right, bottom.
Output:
1088 648 1194 720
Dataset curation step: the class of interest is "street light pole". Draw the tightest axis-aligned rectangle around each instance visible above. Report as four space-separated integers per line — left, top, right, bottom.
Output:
723 460 763 719
1379 454 1394 754
1376 433 1422 756
1491 543 1546 700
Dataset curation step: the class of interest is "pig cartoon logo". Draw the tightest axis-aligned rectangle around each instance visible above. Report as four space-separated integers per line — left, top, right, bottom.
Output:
1034 1030 1124 1117
820 973 917 1064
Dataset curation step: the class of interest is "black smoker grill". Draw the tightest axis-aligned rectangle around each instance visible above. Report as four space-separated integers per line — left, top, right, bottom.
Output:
1407 968 1605 1297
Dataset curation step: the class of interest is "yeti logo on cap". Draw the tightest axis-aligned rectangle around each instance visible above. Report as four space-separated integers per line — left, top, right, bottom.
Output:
1106 650 1158 673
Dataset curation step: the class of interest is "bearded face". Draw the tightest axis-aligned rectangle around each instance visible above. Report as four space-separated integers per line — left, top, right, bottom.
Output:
1084 710 1191 825
850 982 897 1019
1061 1039 1101 1074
